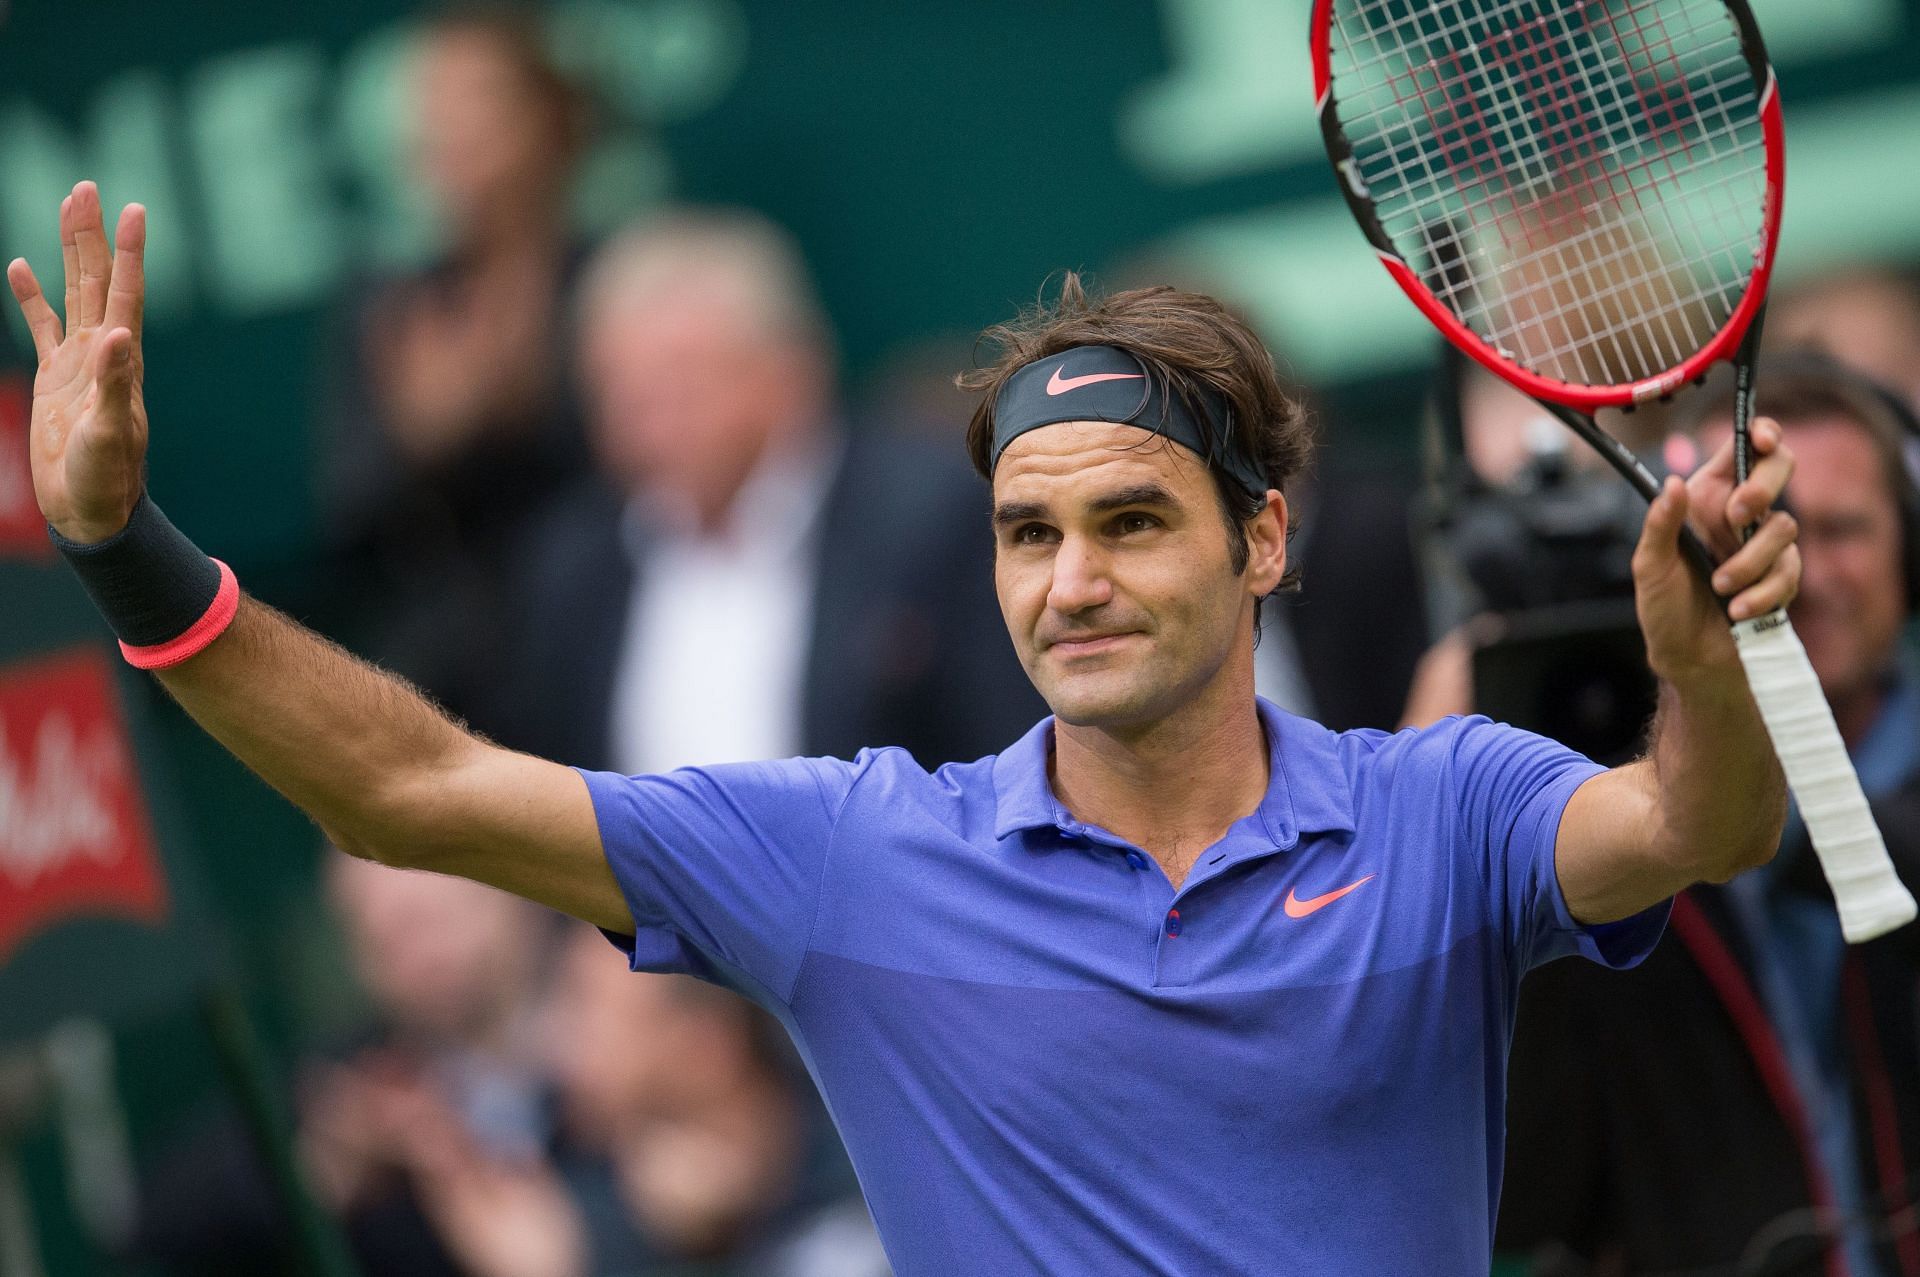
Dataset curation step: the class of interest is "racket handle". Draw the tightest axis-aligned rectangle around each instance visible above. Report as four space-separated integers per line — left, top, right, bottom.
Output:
1731 608 1917 942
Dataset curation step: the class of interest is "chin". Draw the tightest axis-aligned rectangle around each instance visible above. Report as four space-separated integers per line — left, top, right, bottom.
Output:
1038 670 1170 730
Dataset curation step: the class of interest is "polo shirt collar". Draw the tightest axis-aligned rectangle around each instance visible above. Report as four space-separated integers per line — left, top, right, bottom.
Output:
991 697 1357 846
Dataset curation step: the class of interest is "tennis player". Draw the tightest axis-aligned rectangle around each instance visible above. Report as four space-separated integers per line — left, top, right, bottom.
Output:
14 184 1802 1274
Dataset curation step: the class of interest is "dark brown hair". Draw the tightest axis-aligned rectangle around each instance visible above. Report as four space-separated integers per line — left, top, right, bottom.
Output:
1688 352 1916 507
959 273 1314 591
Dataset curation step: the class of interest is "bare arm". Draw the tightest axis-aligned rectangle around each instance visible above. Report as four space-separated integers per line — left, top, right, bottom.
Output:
157 598 628 932
11 182 628 934
1556 422 1799 924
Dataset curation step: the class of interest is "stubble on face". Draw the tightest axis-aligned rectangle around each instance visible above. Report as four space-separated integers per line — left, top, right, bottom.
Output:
991 423 1254 731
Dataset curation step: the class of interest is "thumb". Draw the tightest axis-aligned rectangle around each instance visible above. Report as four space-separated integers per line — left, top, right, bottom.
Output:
1633 475 1689 578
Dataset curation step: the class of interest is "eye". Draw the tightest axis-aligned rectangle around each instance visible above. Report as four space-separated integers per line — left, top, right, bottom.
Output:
1113 512 1160 535
1012 523 1058 546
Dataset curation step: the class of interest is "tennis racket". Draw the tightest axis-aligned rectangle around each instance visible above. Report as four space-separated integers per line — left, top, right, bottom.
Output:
1311 0 1915 941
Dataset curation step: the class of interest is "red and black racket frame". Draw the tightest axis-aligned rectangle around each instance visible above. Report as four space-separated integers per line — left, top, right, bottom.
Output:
1310 0 1784 516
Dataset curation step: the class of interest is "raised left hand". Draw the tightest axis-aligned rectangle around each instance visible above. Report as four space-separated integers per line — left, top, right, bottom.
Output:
1632 414 1800 684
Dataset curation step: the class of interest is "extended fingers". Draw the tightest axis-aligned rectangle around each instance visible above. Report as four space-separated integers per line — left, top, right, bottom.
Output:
1728 416 1794 526
69 182 113 329
1713 510 1801 620
7 259 61 361
103 204 147 347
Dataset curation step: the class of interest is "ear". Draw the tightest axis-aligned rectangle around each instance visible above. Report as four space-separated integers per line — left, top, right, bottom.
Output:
1245 490 1288 595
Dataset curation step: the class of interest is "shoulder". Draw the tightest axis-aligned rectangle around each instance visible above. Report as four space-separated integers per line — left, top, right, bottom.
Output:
1319 714 1590 806
1333 713 1569 762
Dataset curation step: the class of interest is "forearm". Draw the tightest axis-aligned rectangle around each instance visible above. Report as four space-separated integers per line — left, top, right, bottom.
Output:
1640 667 1788 881
153 595 480 866
13 182 619 927
1559 663 1788 924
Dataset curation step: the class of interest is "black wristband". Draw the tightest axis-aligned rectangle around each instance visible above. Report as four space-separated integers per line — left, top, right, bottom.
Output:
49 495 239 668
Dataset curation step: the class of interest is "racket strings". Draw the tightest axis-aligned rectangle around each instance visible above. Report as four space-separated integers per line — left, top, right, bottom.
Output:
1328 0 1768 388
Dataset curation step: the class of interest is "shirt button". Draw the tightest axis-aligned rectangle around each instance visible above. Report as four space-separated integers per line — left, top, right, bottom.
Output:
1125 851 1148 871
1165 909 1182 937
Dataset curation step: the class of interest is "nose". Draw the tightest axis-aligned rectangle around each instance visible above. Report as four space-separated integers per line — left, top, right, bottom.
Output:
1046 534 1114 615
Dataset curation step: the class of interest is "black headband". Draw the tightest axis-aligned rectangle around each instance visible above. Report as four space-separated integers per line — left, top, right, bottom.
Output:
988 345 1268 502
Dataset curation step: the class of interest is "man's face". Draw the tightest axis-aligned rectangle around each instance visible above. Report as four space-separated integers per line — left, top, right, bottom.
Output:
1782 415 1909 705
991 421 1282 729
581 289 816 513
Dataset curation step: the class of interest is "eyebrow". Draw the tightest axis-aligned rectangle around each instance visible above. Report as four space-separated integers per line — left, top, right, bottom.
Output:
1088 482 1180 514
991 482 1183 529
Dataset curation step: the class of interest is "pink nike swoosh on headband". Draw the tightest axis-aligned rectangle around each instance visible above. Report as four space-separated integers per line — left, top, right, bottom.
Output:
1046 367 1145 396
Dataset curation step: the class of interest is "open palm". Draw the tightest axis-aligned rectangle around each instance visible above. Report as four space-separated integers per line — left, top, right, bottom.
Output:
6 181 148 544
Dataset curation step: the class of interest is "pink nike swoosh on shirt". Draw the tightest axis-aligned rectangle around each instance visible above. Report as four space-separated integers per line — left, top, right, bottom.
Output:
1045 367 1146 396
1282 874 1377 919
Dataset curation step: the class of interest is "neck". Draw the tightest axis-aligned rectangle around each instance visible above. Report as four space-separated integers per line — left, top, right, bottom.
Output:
1049 646 1268 884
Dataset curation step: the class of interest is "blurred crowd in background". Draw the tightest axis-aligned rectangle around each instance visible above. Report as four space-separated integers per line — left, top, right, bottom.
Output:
7 6 1920 1277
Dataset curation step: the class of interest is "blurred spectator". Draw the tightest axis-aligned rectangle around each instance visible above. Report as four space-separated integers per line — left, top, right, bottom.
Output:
318 8 595 723
136 854 573 1277
1771 266 1920 416
495 207 1042 774
541 927 890 1277
1494 354 1920 1277
301 855 572 1277
1402 348 1670 758
1269 448 1430 730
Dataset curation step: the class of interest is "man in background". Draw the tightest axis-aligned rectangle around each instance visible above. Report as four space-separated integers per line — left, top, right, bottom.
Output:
1496 354 1920 1277
495 208 1041 773
1772 266 1920 417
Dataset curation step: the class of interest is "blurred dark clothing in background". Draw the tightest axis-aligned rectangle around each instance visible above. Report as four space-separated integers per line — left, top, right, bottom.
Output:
314 10 597 725
1499 781 1920 1277
318 242 594 724
498 424 1038 772
1270 458 1429 732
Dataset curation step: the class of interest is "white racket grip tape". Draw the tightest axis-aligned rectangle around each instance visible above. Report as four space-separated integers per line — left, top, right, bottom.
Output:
1731 608 1917 942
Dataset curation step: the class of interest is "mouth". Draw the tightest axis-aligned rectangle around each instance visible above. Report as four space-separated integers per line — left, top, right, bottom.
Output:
1045 632 1139 656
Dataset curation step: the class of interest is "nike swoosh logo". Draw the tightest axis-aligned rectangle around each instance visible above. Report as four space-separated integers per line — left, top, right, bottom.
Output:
1046 367 1145 396
1282 874 1377 919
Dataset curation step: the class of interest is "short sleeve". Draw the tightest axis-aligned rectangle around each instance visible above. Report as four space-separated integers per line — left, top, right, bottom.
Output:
1446 716 1668 973
576 753 868 1007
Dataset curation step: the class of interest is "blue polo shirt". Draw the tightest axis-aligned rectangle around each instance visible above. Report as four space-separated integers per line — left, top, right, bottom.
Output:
580 700 1667 1275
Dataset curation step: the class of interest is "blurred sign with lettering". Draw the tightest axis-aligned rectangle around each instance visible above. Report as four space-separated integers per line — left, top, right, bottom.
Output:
0 372 46 559
0 646 169 964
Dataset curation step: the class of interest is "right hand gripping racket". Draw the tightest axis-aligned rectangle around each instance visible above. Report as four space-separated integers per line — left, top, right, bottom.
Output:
1310 0 1914 940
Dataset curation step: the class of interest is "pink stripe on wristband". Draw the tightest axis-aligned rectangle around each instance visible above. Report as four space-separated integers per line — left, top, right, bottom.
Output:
119 559 240 669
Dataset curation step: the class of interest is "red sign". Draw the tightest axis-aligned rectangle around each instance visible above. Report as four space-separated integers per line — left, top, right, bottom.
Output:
0 648 168 965
0 372 48 560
